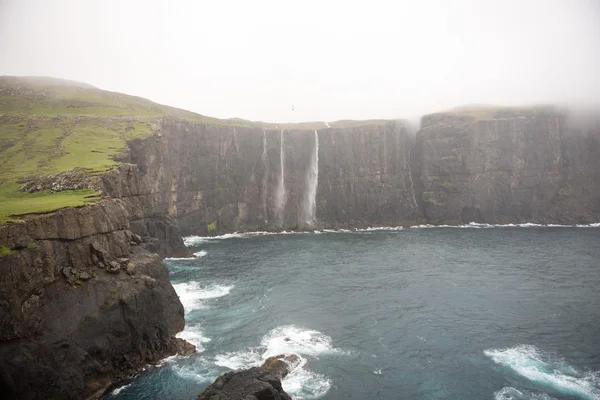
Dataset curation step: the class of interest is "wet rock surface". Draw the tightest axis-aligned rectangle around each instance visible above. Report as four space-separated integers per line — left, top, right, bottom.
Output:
197 354 299 400
0 201 190 400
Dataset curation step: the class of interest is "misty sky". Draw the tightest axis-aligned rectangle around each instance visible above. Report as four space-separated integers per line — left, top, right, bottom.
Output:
1 0 599 122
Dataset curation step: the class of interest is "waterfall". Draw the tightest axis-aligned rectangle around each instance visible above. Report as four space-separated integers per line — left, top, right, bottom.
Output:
232 127 239 153
275 130 286 226
261 130 269 224
407 147 418 210
304 130 319 226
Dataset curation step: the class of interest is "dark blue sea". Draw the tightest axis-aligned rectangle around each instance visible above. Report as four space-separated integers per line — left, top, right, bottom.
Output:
106 224 600 400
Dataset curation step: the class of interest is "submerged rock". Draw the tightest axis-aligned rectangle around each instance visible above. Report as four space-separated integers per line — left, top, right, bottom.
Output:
197 354 299 400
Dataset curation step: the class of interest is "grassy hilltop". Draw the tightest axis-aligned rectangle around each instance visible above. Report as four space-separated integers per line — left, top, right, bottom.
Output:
0 76 395 223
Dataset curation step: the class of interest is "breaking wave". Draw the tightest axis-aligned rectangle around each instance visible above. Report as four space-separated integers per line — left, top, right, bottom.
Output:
411 222 600 229
484 345 600 399
213 325 342 399
494 387 558 400
172 281 234 314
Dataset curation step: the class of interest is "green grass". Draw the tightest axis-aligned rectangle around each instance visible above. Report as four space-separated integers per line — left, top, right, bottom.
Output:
0 181 99 223
0 245 15 256
0 76 398 223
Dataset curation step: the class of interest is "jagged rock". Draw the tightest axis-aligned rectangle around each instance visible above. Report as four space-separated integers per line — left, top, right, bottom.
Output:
98 262 105 269
117 257 129 266
17 168 91 193
197 354 297 400
126 263 136 275
79 272 91 281
132 234 143 245
91 254 99 265
175 338 196 356
107 261 120 274
62 267 71 279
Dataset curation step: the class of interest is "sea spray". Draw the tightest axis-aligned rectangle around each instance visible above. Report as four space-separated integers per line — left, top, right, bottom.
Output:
484 345 600 399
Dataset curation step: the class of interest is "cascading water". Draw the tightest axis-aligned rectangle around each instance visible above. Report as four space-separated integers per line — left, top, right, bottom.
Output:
303 130 319 227
261 131 269 224
275 130 286 227
232 127 240 153
407 147 418 211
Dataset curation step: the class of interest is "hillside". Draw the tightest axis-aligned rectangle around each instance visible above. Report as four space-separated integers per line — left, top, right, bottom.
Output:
0 76 399 223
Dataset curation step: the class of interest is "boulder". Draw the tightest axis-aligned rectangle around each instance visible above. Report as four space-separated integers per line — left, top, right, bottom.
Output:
196 354 297 400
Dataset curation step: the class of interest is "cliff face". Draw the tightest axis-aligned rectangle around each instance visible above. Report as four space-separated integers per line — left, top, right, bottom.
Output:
101 119 421 236
0 201 188 399
100 108 600 237
417 109 600 224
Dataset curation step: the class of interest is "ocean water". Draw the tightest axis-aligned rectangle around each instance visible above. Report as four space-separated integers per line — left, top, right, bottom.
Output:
106 225 600 400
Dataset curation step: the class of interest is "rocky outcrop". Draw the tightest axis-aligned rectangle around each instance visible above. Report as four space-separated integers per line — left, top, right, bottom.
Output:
197 354 299 400
0 200 190 400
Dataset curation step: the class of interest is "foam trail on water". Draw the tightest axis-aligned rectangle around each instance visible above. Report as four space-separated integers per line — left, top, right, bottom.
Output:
494 387 558 400
110 383 132 396
484 345 600 399
411 222 600 229
172 281 234 313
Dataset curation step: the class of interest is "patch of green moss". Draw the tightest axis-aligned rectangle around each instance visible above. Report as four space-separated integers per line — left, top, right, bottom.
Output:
0 246 15 256
207 221 217 233
27 242 38 249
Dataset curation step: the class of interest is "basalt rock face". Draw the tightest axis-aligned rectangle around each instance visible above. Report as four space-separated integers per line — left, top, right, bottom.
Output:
0 200 187 400
417 108 600 224
97 110 600 237
101 119 420 236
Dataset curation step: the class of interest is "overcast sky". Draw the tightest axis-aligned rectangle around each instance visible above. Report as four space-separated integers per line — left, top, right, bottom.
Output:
1 0 599 122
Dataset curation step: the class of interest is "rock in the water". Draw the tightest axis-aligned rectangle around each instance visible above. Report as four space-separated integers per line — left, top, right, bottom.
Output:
197 354 297 400
175 338 196 356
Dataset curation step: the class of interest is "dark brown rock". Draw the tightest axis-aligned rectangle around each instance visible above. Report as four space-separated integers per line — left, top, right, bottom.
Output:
197 354 298 400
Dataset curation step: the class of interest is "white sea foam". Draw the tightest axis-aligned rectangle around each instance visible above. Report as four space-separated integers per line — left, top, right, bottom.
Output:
494 387 558 400
176 325 211 351
357 226 404 231
165 250 208 261
110 382 132 396
260 325 336 358
172 281 234 314
214 349 262 370
484 345 600 400
576 222 600 228
411 222 600 229
171 359 219 383
213 325 341 399
194 250 208 258
282 365 331 400
181 222 600 245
